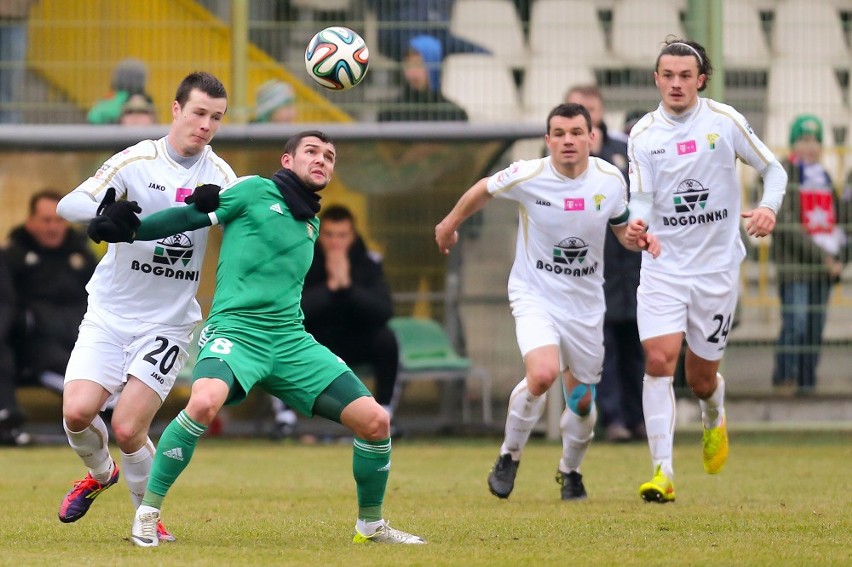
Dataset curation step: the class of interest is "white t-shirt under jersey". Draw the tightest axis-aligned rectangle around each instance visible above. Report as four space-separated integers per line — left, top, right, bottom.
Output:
58 137 236 326
628 97 776 275
487 156 628 317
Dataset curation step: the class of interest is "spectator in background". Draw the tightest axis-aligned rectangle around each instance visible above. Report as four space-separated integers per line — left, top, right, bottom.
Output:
87 58 148 125
378 35 468 122
565 85 644 443
5 190 97 396
0 0 36 123
771 115 850 395
253 80 296 123
0 252 31 446
118 93 157 127
367 0 488 62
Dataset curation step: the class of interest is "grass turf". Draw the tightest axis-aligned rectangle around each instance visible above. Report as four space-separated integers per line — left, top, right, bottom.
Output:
2 431 850 566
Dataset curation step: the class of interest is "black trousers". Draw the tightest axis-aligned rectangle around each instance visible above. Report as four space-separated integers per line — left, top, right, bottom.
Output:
314 325 400 407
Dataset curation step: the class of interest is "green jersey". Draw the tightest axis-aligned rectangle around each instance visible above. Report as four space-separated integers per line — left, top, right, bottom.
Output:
134 175 354 415
136 175 319 329
209 175 319 328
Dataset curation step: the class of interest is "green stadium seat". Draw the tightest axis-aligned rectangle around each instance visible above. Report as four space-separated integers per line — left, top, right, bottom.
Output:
388 316 492 425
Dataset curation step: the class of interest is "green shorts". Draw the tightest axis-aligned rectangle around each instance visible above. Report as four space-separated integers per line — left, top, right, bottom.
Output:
194 317 354 416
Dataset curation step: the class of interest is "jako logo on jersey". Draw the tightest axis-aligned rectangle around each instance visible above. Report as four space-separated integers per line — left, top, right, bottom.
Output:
536 236 598 276
269 203 284 215
564 198 584 211
651 148 666 155
677 140 697 155
535 199 551 206
148 182 166 191
706 133 720 150
130 233 200 281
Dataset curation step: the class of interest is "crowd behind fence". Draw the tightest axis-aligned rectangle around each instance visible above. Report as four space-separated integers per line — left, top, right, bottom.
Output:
0 0 851 402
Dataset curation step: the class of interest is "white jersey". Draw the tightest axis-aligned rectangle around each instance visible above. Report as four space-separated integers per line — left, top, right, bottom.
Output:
628 98 776 275
59 137 236 326
488 156 628 316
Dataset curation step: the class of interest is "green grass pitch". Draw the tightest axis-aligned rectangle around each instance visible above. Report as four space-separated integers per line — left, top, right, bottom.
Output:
2 431 850 566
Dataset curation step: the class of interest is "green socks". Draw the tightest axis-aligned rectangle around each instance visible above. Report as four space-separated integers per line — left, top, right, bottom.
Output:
141 410 206 508
352 437 391 522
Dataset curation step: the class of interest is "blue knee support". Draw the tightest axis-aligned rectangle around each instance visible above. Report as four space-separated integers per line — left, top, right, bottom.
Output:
567 384 596 416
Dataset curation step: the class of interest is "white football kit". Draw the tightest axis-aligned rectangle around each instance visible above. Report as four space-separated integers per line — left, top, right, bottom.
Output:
629 98 777 357
58 137 236 400
488 156 628 383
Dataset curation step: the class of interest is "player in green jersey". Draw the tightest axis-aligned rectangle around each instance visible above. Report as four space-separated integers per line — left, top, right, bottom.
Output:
90 130 425 547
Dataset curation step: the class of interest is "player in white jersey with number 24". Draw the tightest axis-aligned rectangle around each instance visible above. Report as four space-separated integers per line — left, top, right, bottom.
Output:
624 38 787 503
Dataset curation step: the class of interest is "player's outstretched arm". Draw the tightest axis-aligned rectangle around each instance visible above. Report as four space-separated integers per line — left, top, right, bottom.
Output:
134 206 213 241
89 206 213 243
435 178 492 255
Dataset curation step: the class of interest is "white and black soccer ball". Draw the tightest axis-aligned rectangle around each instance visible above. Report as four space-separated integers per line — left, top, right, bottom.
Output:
304 26 369 90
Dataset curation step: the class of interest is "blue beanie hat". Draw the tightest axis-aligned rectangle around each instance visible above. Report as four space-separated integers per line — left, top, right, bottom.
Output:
409 34 443 91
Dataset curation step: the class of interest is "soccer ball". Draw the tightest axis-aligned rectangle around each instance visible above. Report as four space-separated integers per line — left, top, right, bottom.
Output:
304 26 369 90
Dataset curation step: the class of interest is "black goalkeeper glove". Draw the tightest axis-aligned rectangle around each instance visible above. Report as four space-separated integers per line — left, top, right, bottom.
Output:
86 187 142 243
185 184 221 213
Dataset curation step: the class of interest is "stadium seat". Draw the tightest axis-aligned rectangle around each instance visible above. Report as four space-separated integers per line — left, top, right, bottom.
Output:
521 58 595 121
611 0 685 67
765 60 849 151
388 316 492 425
771 0 850 66
442 53 522 122
722 0 771 70
451 0 529 70
528 0 613 68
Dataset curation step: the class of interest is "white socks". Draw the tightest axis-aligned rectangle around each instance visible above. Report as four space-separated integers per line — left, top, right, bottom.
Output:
499 378 547 460
699 373 726 429
356 518 385 536
642 374 675 479
122 438 155 508
64 415 113 483
559 404 596 473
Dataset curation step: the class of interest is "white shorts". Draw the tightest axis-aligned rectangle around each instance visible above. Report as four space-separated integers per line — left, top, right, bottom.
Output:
64 306 194 402
511 298 604 385
637 268 739 361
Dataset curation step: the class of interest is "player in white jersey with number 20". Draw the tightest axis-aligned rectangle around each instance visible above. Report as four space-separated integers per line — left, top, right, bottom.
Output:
437 103 658 501
624 38 787 503
55 71 237 539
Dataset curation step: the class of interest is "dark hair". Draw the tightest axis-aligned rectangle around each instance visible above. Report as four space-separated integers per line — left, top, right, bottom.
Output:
656 37 713 91
283 130 335 157
546 103 593 134
320 204 355 223
174 71 228 108
29 189 63 216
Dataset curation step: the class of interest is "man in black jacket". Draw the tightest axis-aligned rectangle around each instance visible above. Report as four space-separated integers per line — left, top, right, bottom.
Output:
0 252 29 445
5 190 97 394
269 205 399 437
